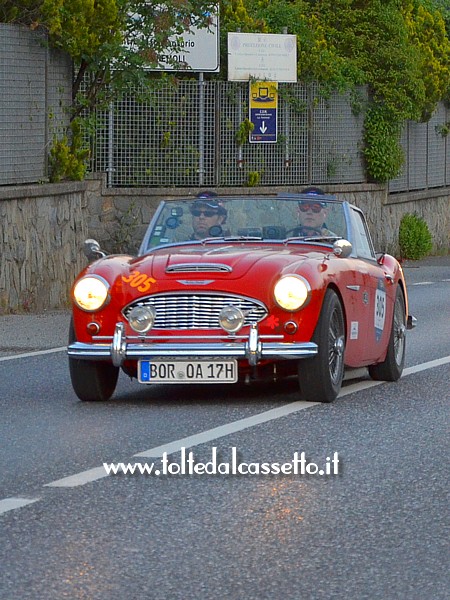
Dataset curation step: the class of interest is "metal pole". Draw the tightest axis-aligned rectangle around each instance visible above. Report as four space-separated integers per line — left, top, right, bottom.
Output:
237 84 244 168
107 102 114 187
198 72 205 186
283 27 290 168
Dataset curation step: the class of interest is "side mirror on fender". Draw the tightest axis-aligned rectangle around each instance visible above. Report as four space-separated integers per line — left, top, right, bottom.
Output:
333 239 352 258
83 239 106 261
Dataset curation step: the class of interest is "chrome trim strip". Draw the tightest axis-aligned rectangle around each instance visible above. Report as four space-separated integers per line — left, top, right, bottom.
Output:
68 341 318 362
177 280 215 285
166 263 232 273
92 334 285 341
346 285 360 291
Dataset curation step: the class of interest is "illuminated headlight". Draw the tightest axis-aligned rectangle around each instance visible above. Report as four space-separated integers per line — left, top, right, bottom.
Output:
127 306 156 333
73 276 110 312
219 305 245 333
274 275 311 311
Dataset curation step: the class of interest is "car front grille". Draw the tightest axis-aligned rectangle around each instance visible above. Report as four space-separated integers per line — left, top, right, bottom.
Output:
123 293 268 330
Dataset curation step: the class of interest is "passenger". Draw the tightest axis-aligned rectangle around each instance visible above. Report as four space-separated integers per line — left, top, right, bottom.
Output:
293 187 337 237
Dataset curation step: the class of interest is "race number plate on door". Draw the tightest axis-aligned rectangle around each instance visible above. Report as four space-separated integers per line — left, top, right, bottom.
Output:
138 360 238 384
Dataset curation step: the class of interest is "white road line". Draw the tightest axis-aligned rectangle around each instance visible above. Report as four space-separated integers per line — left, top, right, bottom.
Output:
411 281 434 286
404 355 450 376
13 354 450 493
135 400 320 458
44 466 109 488
0 497 40 516
0 347 66 362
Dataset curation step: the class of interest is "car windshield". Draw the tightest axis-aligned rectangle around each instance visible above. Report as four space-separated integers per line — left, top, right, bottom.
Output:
141 196 348 253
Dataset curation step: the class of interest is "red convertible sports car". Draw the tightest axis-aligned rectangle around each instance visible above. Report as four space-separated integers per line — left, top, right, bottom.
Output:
68 191 416 402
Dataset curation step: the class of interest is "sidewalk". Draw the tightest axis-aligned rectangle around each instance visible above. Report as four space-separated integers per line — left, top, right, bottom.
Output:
0 310 70 356
0 255 448 357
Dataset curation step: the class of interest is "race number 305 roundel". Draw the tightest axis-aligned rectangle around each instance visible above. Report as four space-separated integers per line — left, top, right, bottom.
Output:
374 279 386 342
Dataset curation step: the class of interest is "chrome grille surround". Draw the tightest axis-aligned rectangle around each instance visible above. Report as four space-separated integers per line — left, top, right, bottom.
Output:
122 292 268 330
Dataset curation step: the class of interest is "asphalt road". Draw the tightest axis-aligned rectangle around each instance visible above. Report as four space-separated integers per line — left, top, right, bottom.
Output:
0 256 449 600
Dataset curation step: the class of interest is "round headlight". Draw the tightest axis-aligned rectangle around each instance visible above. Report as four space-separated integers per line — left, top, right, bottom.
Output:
274 275 311 311
127 306 156 333
219 305 245 333
73 276 110 312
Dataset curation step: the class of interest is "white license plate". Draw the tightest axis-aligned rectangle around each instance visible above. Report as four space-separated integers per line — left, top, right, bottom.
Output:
138 360 238 384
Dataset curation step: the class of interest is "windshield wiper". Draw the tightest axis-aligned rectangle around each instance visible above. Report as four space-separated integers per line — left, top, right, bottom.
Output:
284 236 342 243
202 236 263 243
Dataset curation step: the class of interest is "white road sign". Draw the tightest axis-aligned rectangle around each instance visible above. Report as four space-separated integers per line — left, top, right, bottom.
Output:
228 33 297 82
158 14 220 72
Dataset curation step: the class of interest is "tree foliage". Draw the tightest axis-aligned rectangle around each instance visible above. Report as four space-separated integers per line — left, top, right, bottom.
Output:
2 0 449 182
221 0 450 181
2 0 218 118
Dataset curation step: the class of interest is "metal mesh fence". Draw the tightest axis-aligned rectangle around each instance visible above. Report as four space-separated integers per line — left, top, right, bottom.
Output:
389 103 450 192
90 81 375 188
91 80 449 191
311 87 366 184
0 25 71 186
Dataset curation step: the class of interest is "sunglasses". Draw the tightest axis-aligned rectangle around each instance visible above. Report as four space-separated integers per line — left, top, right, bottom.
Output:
192 209 218 217
298 202 324 213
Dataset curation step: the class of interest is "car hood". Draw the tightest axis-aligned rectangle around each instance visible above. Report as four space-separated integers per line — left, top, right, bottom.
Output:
132 244 326 280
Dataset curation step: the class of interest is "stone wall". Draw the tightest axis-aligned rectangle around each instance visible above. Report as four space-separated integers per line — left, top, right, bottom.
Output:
331 185 450 255
0 175 448 312
0 182 88 313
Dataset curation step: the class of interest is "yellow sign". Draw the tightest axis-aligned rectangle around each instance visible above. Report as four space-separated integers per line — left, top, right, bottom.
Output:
249 81 278 109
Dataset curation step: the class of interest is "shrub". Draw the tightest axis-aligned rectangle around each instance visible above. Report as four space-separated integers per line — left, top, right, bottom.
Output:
398 213 433 260
48 119 89 182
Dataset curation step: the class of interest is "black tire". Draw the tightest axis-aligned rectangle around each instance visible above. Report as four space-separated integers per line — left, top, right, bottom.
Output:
298 289 345 403
68 319 119 401
369 287 406 382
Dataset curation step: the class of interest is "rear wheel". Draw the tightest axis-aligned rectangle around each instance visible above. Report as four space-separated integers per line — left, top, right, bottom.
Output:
68 320 119 401
369 287 406 381
298 289 345 403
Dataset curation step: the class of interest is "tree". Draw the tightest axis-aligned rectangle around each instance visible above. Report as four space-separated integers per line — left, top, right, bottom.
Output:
2 0 218 119
221 0 450 181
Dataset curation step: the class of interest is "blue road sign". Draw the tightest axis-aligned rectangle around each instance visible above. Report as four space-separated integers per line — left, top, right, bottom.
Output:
249 82 278 143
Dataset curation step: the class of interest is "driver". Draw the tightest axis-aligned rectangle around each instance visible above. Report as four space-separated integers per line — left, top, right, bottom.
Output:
190 194 227 240
292 187 337 237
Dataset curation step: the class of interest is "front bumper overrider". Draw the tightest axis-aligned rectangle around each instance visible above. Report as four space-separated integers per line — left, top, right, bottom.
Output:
67 322 318 367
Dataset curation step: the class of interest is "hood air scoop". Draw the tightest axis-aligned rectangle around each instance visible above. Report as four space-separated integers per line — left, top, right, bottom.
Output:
166 263 233 274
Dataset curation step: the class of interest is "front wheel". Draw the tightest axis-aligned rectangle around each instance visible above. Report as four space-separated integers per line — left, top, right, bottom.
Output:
298 289 345 403
369 287 406 382
68 320 119 401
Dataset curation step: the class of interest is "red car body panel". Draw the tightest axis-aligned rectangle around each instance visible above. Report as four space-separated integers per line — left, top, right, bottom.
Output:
71 243 405 368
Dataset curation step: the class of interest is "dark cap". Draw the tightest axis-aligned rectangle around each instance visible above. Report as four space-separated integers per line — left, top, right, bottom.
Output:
300 186 325 195
196 190 218 199
298 199 326 208
191 198 227 216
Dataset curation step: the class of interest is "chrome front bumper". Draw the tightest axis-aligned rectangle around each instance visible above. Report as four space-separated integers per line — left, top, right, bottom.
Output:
407 315 417 330
67 323 318 367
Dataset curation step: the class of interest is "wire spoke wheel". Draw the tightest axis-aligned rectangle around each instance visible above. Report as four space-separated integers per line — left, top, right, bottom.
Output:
393 293 406 367
329 310 345 385
298 289 345 403
369 287 406 382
